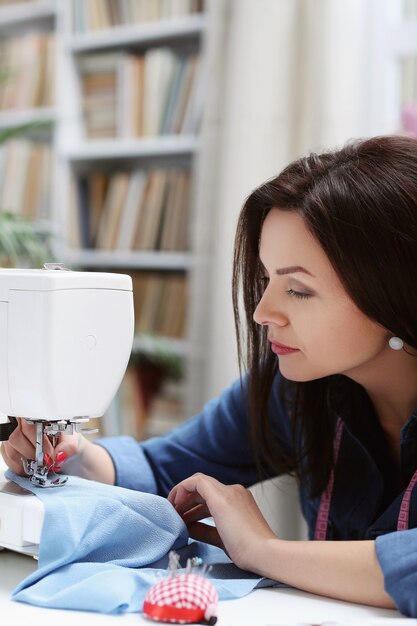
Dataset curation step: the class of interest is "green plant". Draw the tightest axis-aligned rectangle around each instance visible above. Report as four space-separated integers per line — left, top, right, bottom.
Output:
128 334 184 416
130 333 184 381
0 120 51 144
0 212 50 267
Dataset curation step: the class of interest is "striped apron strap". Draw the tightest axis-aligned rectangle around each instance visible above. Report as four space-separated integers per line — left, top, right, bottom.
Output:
314 417 344 541
314 418 417 537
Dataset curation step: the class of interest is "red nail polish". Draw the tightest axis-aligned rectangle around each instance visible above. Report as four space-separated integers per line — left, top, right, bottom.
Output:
52 465 62 472
44 453 53 466
55 451 67 464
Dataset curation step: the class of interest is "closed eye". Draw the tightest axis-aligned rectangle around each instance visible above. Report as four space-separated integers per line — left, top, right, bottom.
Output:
286 288 312 300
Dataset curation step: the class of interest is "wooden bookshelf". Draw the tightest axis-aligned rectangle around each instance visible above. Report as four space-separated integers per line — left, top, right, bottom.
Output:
58 1 209 436
0 0 210 438
0 1 56 224
0 106 56 129
68 13 207 53
0 1 55 34
63 135 198 161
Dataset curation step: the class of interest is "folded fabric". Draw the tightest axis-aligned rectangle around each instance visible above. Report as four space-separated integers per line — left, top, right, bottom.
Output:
6 470 280 613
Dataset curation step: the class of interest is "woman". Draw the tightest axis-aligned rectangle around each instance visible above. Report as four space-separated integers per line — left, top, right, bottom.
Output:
3 134 417 615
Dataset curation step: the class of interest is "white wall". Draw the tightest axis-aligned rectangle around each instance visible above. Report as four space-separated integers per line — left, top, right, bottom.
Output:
200 0 381 538
204 0 375 401
203 0 300 401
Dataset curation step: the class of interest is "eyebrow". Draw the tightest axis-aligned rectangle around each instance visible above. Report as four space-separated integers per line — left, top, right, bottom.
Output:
275 265 314 277
259 259 314 277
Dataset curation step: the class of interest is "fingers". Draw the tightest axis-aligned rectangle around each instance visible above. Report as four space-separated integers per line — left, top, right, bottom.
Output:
168 473 221 510
7 423 34 460
1 418 74 475
54 432 81 465
15 420 54 455
2 420 36 474
187 521 224 550
182 503 211 525
168 473 276 571
1 441 25 475
171 491 207 515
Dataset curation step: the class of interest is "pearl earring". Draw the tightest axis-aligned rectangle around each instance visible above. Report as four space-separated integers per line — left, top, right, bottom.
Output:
389 337 404 351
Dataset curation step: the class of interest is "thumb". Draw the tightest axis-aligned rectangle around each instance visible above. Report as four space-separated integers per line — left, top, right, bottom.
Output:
54 432 82 466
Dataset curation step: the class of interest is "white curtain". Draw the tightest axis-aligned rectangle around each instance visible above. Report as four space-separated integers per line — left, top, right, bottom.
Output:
189 0 375 538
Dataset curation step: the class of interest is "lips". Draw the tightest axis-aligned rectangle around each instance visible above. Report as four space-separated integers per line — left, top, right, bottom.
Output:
268 340 299 355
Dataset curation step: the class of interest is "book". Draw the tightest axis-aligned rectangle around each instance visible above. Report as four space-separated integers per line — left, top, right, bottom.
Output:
136 274 164 334
76 177 91 248
175 171 191 250
40 145 53 220
168 53 198 133
0 33 55 110
160 275 187 337
78 46 201 138
142 48 179 136
67 176 81 249
21 145 41 220
1 140 30 214
159 170 190 250
115 169 147 250
78 53 120 138
132 273 187 337
160 57 187 134
71 167 191 252
88 173 109 247
181 55 205 134
95 171 130 249
116 53 133 138
133 169 168 249
131 55 145 136
158 169 178 250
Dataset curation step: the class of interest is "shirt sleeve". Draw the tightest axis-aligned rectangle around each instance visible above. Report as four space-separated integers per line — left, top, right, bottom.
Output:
376 528 417 616
95 372 292 496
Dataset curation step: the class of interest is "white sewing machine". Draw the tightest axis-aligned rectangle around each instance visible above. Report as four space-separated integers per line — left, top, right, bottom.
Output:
0 264 134 556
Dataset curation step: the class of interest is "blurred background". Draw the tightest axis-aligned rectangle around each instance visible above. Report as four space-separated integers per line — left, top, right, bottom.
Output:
0 0 415 537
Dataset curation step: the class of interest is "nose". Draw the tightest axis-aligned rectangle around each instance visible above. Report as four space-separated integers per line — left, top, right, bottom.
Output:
253 288 288 328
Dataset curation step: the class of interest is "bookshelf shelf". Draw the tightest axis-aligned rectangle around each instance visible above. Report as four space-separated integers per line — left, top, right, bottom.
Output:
64 135 199 163
0 107 56 130
0 1 55 32
68 13 206 54
64 249 192 271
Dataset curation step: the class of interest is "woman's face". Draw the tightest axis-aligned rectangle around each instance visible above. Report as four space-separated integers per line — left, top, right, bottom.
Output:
253 208 391 383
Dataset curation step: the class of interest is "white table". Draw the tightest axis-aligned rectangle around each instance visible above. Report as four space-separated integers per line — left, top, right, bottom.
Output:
0 548 411 626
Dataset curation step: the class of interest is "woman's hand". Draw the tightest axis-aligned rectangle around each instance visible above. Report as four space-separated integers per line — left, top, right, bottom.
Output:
0 418 80 475
1 418 115 484
168 472 277 571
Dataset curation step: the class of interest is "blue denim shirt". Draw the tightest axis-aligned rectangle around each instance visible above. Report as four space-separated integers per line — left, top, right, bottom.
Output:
97 374 417 616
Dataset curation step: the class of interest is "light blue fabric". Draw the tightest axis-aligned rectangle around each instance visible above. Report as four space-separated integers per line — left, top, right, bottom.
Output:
376 528 417 617
7 470 278 614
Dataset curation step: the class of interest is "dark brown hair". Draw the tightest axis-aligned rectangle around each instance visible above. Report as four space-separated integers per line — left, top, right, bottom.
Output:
232 135 417 496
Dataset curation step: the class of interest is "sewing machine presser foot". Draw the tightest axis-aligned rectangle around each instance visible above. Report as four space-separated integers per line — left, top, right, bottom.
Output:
22 418 97 488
